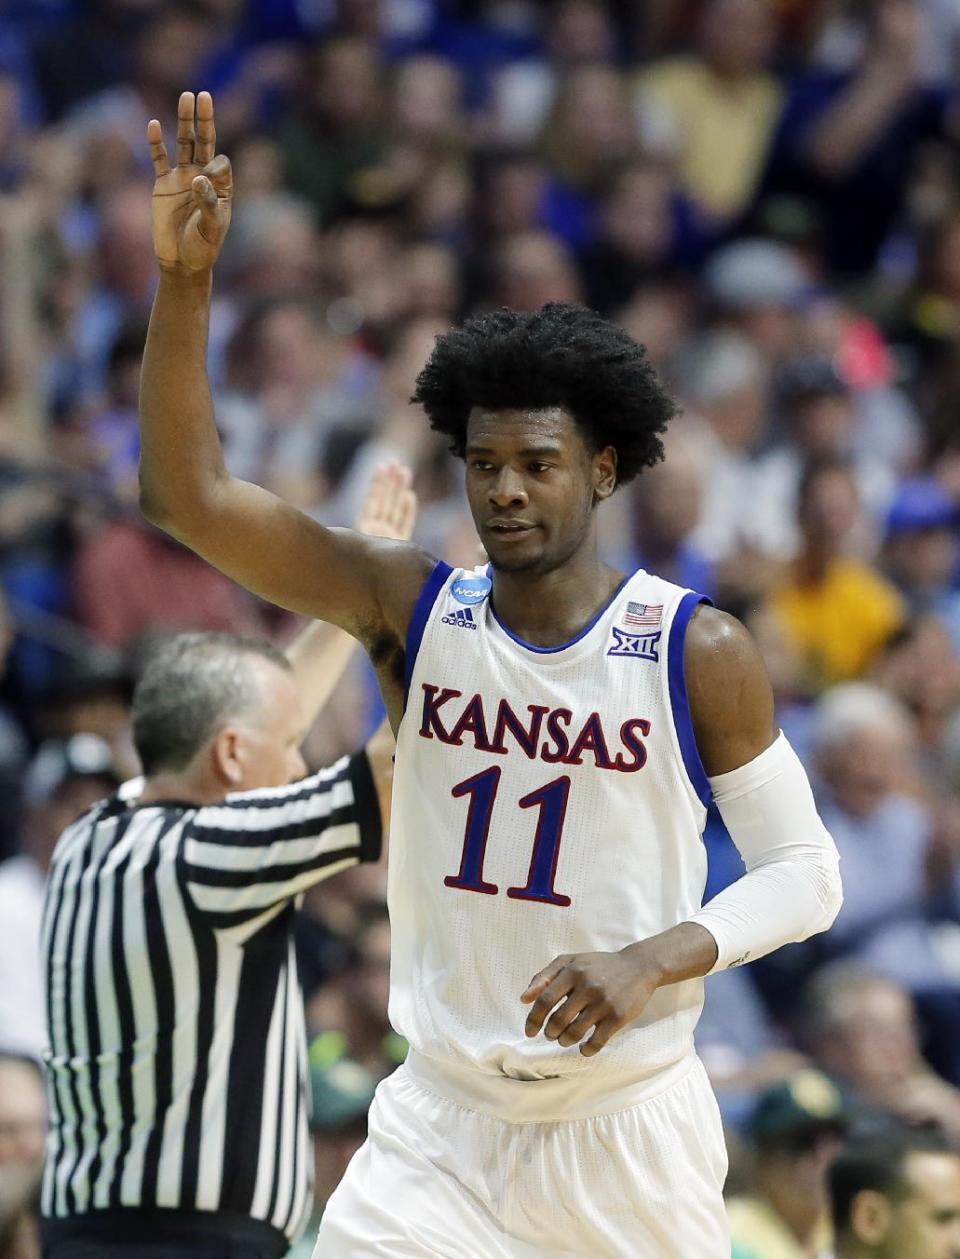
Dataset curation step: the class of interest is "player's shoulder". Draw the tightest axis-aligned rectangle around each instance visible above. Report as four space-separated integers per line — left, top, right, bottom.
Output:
683 605 771 723
683 604 756 665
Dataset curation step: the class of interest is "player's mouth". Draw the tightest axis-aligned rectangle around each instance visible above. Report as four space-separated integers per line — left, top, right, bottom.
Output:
486 520 537 542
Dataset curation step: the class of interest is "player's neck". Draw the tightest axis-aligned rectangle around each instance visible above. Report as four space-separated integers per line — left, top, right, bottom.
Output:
490 547 624 649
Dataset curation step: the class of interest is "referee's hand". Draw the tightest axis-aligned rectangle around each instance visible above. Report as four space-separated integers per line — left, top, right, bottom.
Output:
148 90 233 274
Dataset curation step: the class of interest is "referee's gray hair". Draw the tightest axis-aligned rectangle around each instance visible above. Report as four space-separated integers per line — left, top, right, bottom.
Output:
131 632 291 776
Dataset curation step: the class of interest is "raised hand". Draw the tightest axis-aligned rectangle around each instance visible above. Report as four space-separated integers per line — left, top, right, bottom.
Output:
148 90 233 273
354 462 418 542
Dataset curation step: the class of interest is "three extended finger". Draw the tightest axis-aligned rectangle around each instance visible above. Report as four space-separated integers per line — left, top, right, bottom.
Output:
177 90 196 165
195 90 216 165
146 119 170 177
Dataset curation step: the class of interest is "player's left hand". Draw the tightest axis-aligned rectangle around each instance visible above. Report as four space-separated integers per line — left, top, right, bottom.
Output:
521 947 662 1056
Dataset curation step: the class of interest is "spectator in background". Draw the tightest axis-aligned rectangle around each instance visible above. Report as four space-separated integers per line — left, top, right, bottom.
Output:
0 736 118 1061
578 161 691 315
215 296 379 509
808 682 960 1007
871 613 960 755
0 1054 44 1259
753 356 897 561
538 62 639 249
882 477 960 652
0 1056 44 1169
83 319 148 503
72 181 158 399
804 965 960 1138
627 433 717 601
764 0 948 276
71 509 271 650
487 228 583 313
279 35 388 226
728 1069 846 1259
896 207 960 425
673 330 769 566
829 1124 960 1259
766 461 904 692
639 0 783 228
486 0 617 147
704 237 811 366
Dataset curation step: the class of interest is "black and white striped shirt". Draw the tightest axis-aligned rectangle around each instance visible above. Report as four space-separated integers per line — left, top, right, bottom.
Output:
39 752 380 1254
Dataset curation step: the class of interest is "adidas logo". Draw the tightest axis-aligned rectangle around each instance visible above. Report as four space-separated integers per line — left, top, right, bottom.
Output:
441 607 478 630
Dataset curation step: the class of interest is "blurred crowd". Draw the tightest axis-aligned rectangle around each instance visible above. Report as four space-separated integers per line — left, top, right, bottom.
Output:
2 0 960 1254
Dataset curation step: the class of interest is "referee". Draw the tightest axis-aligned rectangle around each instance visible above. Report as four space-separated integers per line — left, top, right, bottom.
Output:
38 467 415 1259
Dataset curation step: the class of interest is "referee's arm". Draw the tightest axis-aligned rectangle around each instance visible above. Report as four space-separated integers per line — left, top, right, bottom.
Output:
181 752 382 922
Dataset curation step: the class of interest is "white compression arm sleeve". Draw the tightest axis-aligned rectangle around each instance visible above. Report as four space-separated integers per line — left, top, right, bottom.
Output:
687 733 843 973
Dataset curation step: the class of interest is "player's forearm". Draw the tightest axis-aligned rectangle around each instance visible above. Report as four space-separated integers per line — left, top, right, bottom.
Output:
139 268 226 530
690 847 842 972
688 734 843 971
285 619 358 725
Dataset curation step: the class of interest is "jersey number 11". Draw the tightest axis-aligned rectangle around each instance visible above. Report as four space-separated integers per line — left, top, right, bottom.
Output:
445 767 572 907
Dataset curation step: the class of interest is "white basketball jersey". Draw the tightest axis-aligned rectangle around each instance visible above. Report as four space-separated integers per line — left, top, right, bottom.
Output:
389 562 713 1082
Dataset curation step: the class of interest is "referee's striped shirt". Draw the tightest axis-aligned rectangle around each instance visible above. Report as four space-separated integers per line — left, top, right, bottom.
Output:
39 752 381 1254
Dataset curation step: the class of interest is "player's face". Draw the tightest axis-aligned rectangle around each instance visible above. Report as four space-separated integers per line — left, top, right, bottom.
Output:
883 1153 960 1259
463 406 614 575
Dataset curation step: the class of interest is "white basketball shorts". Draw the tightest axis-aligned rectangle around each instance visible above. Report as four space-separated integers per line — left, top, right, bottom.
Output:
312 1050 729 1257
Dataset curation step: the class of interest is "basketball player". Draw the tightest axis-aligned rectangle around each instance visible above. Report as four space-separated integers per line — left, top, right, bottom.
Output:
138 92 843 1257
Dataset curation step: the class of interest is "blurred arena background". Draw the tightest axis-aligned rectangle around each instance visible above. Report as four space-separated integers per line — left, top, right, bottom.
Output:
2 0 960 1255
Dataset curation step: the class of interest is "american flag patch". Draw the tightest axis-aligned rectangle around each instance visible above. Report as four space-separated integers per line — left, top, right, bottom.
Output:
623 601 663 628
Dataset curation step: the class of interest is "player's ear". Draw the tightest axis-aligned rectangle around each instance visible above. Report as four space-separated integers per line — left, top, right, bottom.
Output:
593 446 617 501
850 1189 892 1243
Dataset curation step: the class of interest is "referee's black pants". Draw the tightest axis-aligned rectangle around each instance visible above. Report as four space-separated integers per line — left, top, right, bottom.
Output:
41 1207 289 1258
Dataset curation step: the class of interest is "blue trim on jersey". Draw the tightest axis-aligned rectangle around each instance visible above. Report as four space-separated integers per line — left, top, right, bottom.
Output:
490 571 633 655
668 592 713 808
404 560 454 707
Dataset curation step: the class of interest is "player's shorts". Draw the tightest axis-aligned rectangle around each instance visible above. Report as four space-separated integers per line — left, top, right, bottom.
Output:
312 1049 729 1258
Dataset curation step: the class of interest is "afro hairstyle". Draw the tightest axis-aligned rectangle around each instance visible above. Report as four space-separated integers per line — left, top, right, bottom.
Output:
411 303 679 486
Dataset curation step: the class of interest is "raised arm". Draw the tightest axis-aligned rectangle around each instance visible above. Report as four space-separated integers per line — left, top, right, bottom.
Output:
139 91 432 645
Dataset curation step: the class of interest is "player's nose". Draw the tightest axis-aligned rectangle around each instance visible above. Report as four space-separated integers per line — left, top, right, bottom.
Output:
488 466 528 507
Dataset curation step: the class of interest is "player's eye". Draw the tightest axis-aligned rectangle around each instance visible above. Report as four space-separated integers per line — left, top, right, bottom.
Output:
470 460 495 472
528 462 552 474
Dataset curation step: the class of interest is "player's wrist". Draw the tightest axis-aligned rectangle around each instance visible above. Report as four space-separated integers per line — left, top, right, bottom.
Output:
621 922 718 988
157 261 215 287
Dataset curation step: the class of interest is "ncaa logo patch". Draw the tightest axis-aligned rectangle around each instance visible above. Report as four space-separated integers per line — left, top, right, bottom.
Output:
442 607 478 630
451 575 492 606
607 626 661 662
